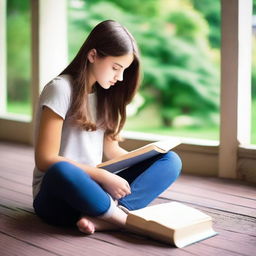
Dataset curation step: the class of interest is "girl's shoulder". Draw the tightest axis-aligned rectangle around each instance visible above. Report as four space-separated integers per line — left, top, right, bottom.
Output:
38 74 74 113
44 74 73 93
40 74 73 100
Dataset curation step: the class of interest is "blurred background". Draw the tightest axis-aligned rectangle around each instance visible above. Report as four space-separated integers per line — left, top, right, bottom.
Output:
6 0 256 143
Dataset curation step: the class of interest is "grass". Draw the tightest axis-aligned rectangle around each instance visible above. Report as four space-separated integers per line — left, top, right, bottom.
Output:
6 99 256 144
7 101 32 116
125 105 220 141
125 99 256 144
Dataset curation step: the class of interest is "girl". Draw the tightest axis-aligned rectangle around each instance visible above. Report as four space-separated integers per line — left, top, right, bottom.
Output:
33 20 182 235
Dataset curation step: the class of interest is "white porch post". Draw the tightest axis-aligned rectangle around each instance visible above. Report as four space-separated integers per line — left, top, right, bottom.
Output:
31 0 68 142
219 0 252 178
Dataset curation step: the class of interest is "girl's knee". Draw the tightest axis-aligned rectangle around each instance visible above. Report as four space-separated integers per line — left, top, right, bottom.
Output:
165 151 182 165
162 151 182 179
45 161 89 189
48 161 71 174
47 161 80 181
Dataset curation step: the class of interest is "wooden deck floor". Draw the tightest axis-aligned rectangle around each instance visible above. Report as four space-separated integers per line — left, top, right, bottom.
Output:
0 141 255 256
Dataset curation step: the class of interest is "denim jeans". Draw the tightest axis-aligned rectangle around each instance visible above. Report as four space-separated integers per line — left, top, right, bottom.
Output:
33 151 182 227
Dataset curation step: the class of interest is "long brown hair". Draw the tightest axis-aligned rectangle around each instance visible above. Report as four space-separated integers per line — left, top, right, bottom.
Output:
60 20 141 140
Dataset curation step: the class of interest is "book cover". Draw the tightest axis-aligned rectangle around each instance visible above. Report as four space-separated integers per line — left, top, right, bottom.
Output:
97 139 181 173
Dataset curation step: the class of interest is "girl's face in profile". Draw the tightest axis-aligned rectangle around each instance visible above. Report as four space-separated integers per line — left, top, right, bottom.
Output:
88 49 134 90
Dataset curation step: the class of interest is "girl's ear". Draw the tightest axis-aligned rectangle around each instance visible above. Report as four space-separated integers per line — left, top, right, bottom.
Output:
87 49 97 63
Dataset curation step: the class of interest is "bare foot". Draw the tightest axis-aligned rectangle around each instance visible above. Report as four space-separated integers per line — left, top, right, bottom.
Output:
76 216 120 234
77 204 128 234
76 217 95 234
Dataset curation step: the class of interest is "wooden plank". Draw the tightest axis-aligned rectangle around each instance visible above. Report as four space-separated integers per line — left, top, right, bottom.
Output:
0 159 34 175
0 176 32 195
0 209 193 256
0 232 57 256
0 201 211 256
1 141 256 256
160 190 256 217
3 207 247 256
0 187 32 203
182 242 250 256
0 170 32 186
167 182 256 208
1 202 255 255
205 209 255 237
0 189 33 211
204 229 256 256
0 162 33 178
174 175 256 199
0 214 129 256
0 199 33 214
0 145 33 159
1 205 254 256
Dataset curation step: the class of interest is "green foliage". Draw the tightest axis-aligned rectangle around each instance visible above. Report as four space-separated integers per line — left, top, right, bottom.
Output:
7 0 28 14
5 0 256 143
192 0 256 101
7 101 31 116
69 0 219 127
7 0 31 102
191 0 220 48
85 0 160 17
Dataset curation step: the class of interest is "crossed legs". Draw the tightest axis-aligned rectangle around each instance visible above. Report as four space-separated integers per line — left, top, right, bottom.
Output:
33 152 182 234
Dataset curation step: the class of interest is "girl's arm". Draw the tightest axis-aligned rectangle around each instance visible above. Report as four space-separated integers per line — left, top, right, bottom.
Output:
35 106 101 176
103 134 128 160
35 106 130 199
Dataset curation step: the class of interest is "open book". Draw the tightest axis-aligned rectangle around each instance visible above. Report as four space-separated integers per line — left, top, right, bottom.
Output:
97 139 181 173
125 202 217 248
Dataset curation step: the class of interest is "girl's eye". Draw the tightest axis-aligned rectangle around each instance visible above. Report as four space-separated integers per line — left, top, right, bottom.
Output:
113 67 119 71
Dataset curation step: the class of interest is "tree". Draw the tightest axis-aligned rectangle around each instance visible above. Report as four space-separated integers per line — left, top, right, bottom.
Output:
191 0 220 48
69 0 219 126
139 7 219 126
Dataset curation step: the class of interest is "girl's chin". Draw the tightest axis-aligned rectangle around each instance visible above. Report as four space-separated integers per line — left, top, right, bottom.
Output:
99 84 112 90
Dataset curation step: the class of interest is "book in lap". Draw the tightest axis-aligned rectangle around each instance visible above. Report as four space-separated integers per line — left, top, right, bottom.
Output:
97 139 181 173
126 202 217 248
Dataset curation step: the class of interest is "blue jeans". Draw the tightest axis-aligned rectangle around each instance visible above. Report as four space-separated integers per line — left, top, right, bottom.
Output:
33 152 182 227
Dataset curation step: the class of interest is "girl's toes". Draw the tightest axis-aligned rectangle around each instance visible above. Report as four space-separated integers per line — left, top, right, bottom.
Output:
77 218 95 234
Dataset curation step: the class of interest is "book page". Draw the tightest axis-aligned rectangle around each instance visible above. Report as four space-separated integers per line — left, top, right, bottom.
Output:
154 139 181 151
129 202 211 229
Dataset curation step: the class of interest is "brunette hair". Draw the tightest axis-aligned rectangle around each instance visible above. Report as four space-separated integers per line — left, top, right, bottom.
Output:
60 20 141 140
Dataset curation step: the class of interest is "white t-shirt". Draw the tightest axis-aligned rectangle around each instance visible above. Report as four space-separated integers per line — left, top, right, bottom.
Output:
32 74 104 199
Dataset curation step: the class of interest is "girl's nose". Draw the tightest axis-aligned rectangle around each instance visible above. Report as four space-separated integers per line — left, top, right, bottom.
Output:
116 71 123 81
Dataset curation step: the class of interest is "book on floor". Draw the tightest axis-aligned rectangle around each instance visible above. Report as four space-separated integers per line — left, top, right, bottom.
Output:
125 201 218 248
97 139 181 173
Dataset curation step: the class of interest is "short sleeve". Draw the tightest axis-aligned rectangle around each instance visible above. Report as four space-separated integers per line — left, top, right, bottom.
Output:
39 76 72 119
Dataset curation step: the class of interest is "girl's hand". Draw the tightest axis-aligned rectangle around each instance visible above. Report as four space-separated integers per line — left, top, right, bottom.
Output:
97 170 131 200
